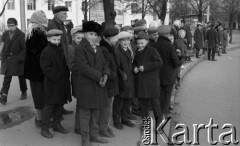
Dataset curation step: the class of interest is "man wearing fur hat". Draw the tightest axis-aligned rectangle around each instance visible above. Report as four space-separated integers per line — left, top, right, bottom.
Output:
47 6 73 114
73 21 109 146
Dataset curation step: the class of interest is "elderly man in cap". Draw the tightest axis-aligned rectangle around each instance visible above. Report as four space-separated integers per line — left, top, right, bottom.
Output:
47 5 73 114
73 21 110 145
0 18 27 105
148 26 159 47
156 25 180 117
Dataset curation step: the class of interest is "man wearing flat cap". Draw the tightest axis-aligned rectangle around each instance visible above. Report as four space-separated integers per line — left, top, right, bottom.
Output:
156 25 180 118
99 26 119 138
47 6 73 114
73 21 110 146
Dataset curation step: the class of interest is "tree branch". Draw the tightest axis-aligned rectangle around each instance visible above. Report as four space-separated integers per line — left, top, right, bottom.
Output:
0 0 9 17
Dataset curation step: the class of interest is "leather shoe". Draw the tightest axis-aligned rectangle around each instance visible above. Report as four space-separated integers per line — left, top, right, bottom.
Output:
53 124 69 134
62 108 73 115
0 94 7 105
41 129 53 138
100 130 115 138
20 92 27 100
114 123 123 130
90 137 109 143
74 129 81 135
122 120 135 127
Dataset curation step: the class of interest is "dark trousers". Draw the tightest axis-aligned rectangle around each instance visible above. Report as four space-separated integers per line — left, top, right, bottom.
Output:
196 49 200 58
112 97 131 124
160 85 173 115
0 75 27 95
99 97 112 132
139 97 163 123
208 47 216 60
42 104 63 129
79 108 99 138
131 98 140 113
75 99 80 130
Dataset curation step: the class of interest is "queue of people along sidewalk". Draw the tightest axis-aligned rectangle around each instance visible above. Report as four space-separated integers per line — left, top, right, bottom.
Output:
0 6 229 146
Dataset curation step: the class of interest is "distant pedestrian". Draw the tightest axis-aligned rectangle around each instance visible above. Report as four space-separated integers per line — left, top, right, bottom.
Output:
217 25 224 56
222 27 228 54
24 10 48 127
0 18 27 105
40 29 72 138
194 23 203 58
133 32 163 125
206 23 218 61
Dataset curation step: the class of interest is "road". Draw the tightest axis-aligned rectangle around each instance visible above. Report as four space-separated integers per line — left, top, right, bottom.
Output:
170 49 240 146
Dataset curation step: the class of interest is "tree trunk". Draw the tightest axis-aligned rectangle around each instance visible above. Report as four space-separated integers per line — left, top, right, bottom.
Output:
198 12 203 22
229 13 234 44
159 0 167 24
142 0 145 19
103 0 116 27
83 0 88 22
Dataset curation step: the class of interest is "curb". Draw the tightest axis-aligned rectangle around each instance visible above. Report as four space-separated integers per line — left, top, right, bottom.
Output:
167 45 240 145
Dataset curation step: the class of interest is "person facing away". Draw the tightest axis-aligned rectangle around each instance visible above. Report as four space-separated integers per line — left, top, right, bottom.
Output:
40 29 72 139
206 23 218 61
0 18 27 105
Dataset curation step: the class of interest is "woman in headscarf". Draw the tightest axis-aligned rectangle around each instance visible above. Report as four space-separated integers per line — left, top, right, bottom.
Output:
24 10 48 127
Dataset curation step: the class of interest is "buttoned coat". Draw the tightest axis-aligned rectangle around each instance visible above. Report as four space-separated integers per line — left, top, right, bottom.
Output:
194 28 203 50
72 38 109 108
133 45 162 98
100 39 119 97
40 42 72 104
115 45 135 98
206 28 218 49
156 36 180 85
0 28 26 76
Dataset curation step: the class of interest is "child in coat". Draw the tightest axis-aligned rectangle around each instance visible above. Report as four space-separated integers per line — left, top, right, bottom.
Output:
40 29 72 139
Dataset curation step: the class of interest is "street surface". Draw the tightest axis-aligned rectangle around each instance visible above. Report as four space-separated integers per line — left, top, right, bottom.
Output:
171 49 240 146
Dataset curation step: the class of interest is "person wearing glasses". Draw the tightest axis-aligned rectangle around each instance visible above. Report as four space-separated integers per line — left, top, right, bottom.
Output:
0 18 27 105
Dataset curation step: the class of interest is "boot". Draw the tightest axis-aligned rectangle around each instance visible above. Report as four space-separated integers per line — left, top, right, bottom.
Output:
0 94 7 105
41 128 53 138
20 92 27 100
53 124 69 134
82 136 92 146
35 117 42 128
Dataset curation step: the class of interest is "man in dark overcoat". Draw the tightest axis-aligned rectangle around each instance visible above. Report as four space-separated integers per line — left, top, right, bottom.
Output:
73 21 110 145
0 18 27 105
194 23 203 58
156 25 180 117
113 31 135 130
47 6 73 114
40 29 72 138
99 26 119 138
206 23 218 61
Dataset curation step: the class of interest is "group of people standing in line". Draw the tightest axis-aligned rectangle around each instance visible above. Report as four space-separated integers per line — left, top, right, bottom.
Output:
0 5 228 146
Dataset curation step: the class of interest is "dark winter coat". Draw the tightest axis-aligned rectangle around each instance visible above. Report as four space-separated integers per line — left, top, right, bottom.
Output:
72 38 109 108
47 17 69 57
133 45 162 98
156 36 180 85
0 28 26 76
24 28 48 82
218 30 224 47
206 28 218 49
115 45 135 98
40 42 72 104
194 28 203 50
100 39 119 97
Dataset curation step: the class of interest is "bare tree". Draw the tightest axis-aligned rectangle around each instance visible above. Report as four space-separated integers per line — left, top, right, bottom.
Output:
82 0 102 22
186 0 210 22
102 0 116 26
147 0 168 23
169 0 192 21
0 0 10 17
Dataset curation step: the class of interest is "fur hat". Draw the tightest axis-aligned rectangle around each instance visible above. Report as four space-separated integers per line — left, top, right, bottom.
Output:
82 21 102 35
52 6 69 14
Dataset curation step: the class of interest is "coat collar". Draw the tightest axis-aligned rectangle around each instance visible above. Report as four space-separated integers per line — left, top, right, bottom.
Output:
158 35 171 43
8 28 21 43
118 44 132 61
81 38 97 54
100 39 114 53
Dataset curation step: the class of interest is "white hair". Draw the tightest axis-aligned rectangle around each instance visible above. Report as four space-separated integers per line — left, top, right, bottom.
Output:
174 20 181 28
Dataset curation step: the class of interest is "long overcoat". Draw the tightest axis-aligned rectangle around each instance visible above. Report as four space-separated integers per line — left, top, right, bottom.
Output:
206 28 218 49
115 45 135 98
40 42 72 104
133 45 162 98
0 28 26 76
72 38 109 109
24 28 48 82
156 36 180 85
100 39 119 97
194 28 203 50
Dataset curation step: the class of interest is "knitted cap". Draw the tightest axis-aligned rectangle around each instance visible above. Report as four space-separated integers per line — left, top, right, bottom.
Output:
30 10 48 27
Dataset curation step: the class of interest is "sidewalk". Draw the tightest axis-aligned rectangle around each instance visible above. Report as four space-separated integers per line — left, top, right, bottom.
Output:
0 31 240 146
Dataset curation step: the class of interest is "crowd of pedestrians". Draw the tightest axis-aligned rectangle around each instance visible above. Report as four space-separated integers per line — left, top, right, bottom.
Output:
0 6 229 146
